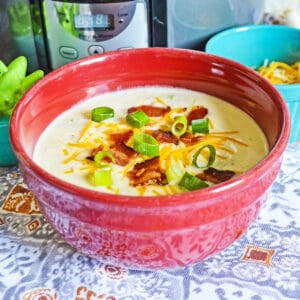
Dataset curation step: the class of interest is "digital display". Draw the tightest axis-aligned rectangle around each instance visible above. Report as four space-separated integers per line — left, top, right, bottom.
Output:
74 14 113 30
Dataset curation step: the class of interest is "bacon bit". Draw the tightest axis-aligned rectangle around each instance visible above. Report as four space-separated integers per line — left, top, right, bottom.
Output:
187 106 208 124
180 132 203 145
197 167 235 184
127 157 167 186
146 129 178 144
128 105 171 117
110 142 137 166
109 130 133 144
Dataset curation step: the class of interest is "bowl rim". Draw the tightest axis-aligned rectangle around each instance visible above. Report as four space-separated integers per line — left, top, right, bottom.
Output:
10 48 291 207
205 24 300 90
206 24 300 48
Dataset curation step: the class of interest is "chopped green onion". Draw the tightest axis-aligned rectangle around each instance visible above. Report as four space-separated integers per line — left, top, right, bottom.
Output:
192 145 216 168
178 172 209 191
91 106 114 122
171 116 187 137
94 150 115 165
191 118 209 134
166 161 185 184
91 165 113 187
126 110 149 128
133 133 159 157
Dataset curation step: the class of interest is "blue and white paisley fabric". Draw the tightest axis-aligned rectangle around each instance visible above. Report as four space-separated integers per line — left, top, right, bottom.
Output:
0 143 299 300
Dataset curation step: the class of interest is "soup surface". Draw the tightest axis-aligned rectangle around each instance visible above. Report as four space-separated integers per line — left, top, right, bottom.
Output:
33 86 269 196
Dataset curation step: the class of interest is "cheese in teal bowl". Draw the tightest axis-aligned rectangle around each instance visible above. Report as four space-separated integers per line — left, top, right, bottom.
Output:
206 24 300 142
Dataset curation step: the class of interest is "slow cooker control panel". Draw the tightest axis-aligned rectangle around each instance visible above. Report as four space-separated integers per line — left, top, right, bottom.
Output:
43 0 149 69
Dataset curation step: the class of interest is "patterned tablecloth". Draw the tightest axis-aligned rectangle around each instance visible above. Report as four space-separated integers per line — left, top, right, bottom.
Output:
0 142 299 300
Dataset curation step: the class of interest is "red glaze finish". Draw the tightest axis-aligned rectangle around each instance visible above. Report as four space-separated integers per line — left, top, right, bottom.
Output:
10 48 290 269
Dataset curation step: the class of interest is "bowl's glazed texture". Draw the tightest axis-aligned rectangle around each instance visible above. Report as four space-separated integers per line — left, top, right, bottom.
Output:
10 48 290 269
205 24 300 142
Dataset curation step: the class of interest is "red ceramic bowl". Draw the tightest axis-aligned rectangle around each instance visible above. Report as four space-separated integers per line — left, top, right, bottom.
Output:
10 48 290 270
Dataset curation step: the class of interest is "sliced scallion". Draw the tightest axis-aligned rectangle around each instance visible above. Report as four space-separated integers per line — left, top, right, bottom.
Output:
192 145 216 168
94 150 115 165
133 133 159 157
91 165 113 187
91 106 114 122
191 118 209 134
166 161 185 184
126 110 149 128
171 116 187 137
178 172 209 191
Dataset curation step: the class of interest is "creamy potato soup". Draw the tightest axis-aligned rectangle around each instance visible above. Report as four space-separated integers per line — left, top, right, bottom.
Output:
33 86 269 196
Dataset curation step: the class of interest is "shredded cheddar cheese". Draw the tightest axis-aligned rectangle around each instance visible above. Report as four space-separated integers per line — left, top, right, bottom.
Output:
163 107 186 123
258 60 300 84
78 120 94 142
67 142 99 149
154 96 169 106
63 168 74 174
63 151 81 164
62 148 69 156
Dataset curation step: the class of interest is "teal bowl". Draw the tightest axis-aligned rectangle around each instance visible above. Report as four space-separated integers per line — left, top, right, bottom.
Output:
0 116 18 166
205 25 300 142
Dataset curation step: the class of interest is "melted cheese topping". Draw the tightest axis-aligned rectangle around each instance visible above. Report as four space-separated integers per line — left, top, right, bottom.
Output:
33 86 269 196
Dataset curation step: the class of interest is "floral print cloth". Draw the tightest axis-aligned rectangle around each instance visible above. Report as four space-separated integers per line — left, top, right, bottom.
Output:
0 143 299 300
